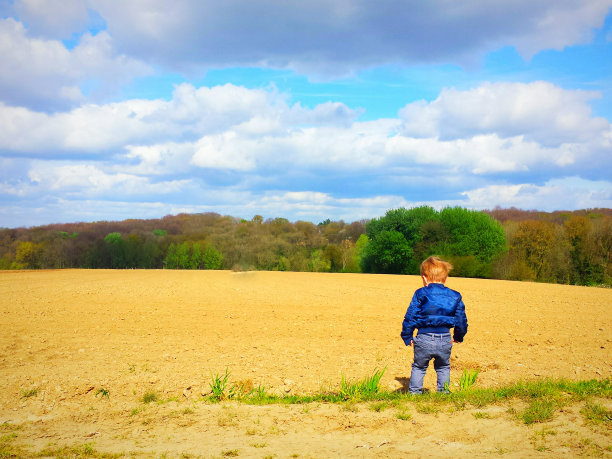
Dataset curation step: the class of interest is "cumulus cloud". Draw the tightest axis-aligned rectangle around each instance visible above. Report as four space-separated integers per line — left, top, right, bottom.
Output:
10 0 608 80
462 177 612 211
13 0 91 39
0 17 151 111
1 80 611 226
21 162 191 198
88 0 611 75
1 82 610 182
399 81 609 145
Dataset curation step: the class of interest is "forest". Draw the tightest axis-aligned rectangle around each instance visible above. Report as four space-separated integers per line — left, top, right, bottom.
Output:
1 207 610 287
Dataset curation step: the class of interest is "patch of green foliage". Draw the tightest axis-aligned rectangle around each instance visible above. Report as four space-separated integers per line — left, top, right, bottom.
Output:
21 387 38 398
521 398 557 424
141 391 158 404
339 368 386 400
205 372 610 413
36 442 122 458
581 401 612 425
458 369 479 391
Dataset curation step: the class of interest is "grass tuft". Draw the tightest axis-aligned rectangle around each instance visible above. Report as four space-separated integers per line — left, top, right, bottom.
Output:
581 401 612 425
21 387 39 398
142 391 158 404
339 368 386 401
458 369 479 391
521 398 556 424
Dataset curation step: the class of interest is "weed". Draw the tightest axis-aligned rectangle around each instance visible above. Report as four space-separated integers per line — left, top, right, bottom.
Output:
248 384 269 401
250 442 267 448
37 442 122 458
129 407 140 416
142 391 158 404
96 388 110 398
222 449 239 456
1 433 27 458
396 408 412 421
370 401 389 412
21 387 38 398
521 398 556 424
340 401 359 412
458 369 479 391
451 398 467 411
182 407 194 415
581 401 612 425
415 402 440 414
473 411 491 419
210 368 231 401
128 363 136 373
467 390 498 407
339 368 385 400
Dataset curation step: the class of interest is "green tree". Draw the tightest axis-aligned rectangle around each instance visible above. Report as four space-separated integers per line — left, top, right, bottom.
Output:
201 244 223 269
438 207 506 264
362 230 412 274
164 243 179 269
104 232 126 268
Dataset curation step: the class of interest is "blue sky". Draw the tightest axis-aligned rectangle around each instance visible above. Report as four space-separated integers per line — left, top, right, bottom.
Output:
1 0 611 228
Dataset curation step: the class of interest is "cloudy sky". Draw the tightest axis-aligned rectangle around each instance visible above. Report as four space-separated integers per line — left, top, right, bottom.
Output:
1 0 611 228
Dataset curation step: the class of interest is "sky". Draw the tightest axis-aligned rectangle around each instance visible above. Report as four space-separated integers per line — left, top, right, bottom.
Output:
1 0 612 228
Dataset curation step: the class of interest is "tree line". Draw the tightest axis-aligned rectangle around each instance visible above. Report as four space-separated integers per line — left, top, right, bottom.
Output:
1 207 610 286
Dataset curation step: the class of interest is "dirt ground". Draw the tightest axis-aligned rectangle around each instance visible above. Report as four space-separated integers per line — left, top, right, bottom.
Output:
1 270 610 457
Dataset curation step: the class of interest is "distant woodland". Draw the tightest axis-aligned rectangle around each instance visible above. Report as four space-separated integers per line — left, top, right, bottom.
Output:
1 207 611 287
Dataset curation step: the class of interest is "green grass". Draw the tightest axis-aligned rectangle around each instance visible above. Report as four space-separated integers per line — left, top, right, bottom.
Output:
36 442 123 458
520 398 556 424
201 371 610 413
458 369 479 391
581 401 612 425
339 368 386 400
21 387 39 398
141 391 158 404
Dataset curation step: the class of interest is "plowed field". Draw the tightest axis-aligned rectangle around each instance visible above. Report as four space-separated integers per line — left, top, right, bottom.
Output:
1 270 610 457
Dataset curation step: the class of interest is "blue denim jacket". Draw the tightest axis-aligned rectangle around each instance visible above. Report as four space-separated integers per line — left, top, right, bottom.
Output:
401 283 468 345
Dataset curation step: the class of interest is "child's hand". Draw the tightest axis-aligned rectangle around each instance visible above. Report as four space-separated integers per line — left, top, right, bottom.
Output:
452 339 461 343
408 339 414 346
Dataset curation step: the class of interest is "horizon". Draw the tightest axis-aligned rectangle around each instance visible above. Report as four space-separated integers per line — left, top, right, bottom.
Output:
3 205 611 231
1 1 611 228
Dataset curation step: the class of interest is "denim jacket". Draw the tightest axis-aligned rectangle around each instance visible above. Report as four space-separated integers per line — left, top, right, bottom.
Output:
401 283 468 345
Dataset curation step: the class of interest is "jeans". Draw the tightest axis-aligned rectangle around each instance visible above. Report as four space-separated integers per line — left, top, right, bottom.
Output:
409 333 453 394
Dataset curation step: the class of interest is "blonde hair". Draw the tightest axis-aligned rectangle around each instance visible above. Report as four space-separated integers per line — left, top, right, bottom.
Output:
420 256 453 282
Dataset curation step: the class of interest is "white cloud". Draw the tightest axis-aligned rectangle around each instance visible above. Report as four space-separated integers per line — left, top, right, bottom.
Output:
399 81 609 145
462 177 612 211
26 163 189 197
1 80 610 227
0 18 151 110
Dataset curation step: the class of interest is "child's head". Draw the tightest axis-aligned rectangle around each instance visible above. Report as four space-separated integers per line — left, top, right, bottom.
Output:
420 256 453 284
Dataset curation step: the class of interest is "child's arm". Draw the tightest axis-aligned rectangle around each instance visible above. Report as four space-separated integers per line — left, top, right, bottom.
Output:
401 291 421 346
452 296 468 342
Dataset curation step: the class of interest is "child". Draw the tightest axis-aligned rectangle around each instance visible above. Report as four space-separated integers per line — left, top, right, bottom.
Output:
401 256 468 394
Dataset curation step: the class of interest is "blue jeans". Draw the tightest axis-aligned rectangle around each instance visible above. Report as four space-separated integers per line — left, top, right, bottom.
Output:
409 333 453 394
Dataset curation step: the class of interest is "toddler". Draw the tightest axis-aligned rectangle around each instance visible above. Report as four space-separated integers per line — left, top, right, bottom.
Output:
401 256 468 393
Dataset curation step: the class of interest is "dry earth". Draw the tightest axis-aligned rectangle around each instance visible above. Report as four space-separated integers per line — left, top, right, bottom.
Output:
0 270 610 457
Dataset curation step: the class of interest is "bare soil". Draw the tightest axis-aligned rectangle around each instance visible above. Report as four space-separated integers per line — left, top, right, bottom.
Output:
1 270 610 457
